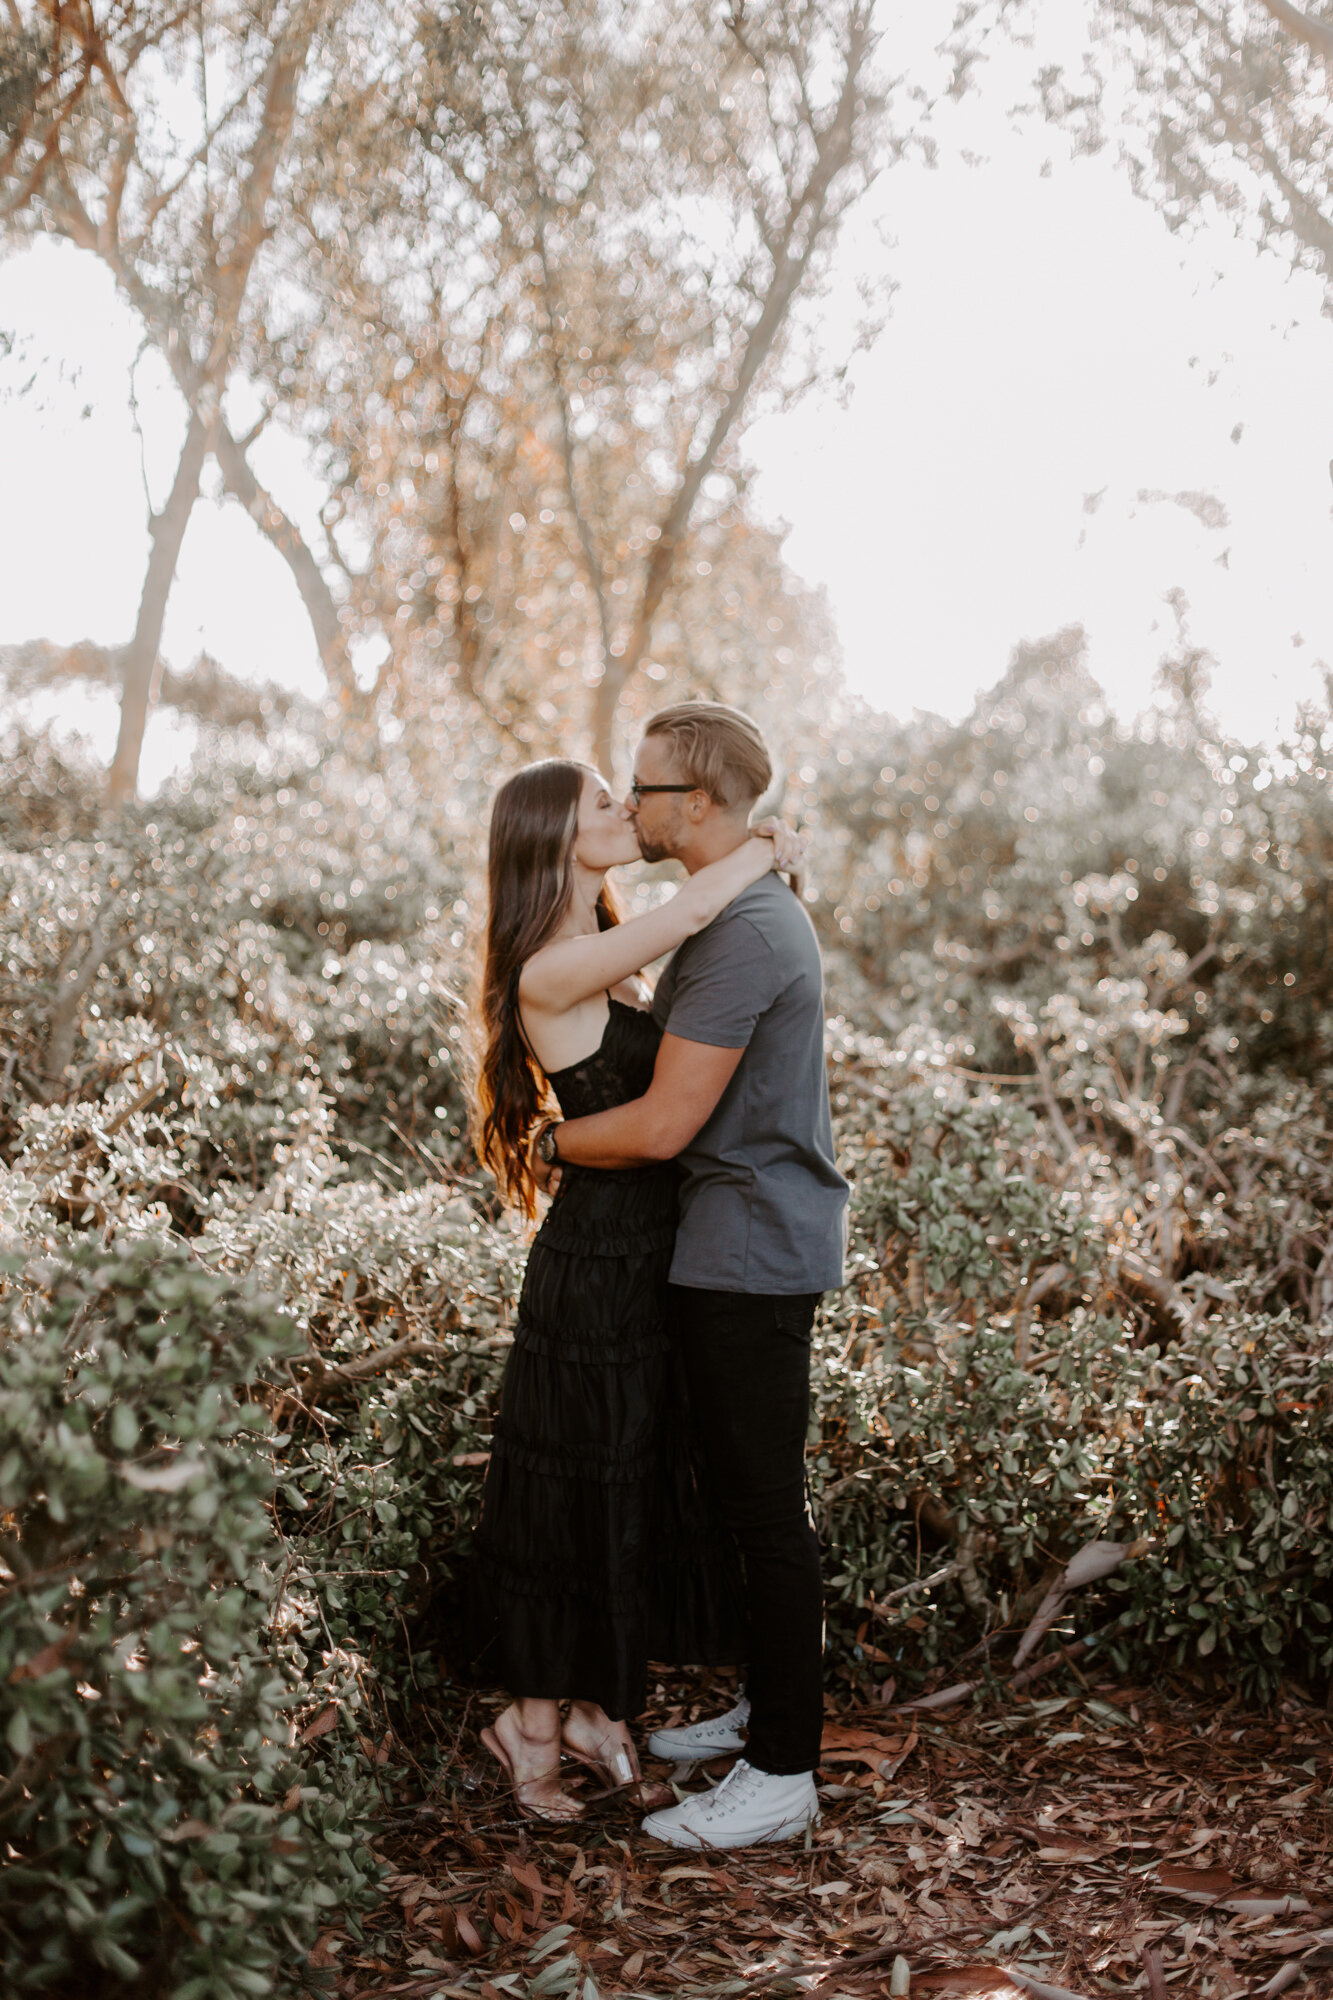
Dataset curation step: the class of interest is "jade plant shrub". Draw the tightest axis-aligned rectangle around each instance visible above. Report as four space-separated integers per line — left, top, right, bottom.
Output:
807 1292 1333 1700
831 1042 1094 1313
1106 1312 1333 1695
0 737 472 1193
0 1236 380 1997
197 1168 527 1714
812 631 1333 1077
809 1015 1333 1700
808 1304 1147 1676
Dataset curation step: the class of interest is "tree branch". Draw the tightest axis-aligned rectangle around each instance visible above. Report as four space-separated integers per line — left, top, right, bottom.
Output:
303 1335 451 1385
213 420 350 688
43 920 115 1091
534 226 615 677
593 5 876 766
1257 0 1333 63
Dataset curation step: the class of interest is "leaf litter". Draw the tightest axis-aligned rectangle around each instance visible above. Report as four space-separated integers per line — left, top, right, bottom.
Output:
324 1670 1332 2000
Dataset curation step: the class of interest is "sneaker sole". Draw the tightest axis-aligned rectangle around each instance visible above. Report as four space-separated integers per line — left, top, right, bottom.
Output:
645 1730 747 1760
640 1807 820 1850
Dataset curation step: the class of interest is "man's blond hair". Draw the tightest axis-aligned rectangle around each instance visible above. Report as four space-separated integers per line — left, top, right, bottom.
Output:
642 701 773 810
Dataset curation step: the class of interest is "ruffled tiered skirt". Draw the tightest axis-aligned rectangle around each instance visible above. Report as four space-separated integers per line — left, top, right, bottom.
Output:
463 1162 746 1719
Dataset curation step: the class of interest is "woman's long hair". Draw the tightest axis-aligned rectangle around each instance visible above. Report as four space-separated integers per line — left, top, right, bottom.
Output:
473 760 621 1215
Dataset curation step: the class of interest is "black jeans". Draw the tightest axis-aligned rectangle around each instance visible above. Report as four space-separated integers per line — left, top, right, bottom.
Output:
668 1285 824 1776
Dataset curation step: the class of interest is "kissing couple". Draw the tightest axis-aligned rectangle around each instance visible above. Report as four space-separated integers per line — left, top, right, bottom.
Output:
462 701 848 1849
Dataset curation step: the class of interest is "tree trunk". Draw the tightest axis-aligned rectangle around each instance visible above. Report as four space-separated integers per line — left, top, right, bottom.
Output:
589 11 872 774
213 421 351 693
106 406 212 805
101 18 317 804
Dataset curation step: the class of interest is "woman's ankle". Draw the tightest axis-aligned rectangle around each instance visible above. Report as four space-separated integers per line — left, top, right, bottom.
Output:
502 1699 561 1747
566 1701 615 1732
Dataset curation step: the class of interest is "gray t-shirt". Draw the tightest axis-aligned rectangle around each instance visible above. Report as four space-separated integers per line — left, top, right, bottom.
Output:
651 873 849 1294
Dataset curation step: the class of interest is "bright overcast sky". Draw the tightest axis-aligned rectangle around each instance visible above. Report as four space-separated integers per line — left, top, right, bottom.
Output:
2 1 1330 791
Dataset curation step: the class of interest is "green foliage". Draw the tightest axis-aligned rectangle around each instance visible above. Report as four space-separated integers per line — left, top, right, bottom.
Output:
201 1164 524 1708
2 651 1332 1976
0 737 470 1186
813 633 1333 1082
1122 1315 1333 1675
0 1236 380 1995
811 1291 1333 1698
837 1056 1093 1307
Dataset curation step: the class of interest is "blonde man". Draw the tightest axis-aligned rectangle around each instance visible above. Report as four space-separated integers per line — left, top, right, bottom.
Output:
541 701 848 1847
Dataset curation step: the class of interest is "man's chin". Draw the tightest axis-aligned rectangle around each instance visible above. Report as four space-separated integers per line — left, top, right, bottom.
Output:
635 833 672 864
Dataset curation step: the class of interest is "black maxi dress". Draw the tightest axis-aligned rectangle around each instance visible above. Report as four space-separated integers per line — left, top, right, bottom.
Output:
464 996 746 1721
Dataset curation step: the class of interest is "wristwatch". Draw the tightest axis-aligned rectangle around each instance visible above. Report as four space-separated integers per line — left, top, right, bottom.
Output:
535 1122 563 1166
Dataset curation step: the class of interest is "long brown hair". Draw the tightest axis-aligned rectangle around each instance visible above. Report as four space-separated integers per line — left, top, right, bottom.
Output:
473 759 621 1215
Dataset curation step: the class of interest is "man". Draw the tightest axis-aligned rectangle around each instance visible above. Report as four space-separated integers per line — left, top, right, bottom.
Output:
539 701 849 1848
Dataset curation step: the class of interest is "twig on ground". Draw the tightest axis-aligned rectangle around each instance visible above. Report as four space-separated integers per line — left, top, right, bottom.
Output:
1012 1536 1154 1670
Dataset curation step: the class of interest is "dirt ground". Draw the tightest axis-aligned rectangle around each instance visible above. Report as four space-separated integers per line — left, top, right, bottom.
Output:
320 1669 1333 2000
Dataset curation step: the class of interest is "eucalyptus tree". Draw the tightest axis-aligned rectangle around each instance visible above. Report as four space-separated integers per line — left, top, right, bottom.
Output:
0 0 360 802
1048 0 1333 293
264 0 889 775
425 0 888 775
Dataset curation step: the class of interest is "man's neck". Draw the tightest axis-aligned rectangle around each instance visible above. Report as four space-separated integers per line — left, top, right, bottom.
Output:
677 818 751 876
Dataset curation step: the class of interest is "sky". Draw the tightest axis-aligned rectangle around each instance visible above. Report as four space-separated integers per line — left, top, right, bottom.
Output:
1 3 1331 792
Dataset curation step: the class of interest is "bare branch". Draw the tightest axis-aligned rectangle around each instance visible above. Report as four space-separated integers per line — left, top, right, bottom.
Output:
535 227 614 672
303 1335 451 1385
43 920 115 1090
594 5 877 765
213 420 350 688
1257 0 1333 63
1011 1535 1155 1670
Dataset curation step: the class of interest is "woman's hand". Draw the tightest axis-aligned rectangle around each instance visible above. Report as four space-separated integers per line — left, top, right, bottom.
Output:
752 817 806 875
529 1120 564 1198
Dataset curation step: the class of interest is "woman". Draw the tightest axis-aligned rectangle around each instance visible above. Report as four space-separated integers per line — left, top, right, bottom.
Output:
466 757 798 1820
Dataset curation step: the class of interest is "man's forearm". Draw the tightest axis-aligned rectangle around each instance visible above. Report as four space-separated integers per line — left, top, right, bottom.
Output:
552 1035 744 1170
555 1096 674 1170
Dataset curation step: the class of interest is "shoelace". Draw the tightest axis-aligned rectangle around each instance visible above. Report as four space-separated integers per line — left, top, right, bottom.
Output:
705 1761 767 1818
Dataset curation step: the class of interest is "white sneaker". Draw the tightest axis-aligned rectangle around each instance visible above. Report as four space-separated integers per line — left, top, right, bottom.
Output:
641 1758 819 1849
646 1694 750 1761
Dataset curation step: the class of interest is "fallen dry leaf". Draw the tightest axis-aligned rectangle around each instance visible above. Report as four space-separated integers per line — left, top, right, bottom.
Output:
1156 1864 1237 1896
1031 1830 1108 1863
306 1931 344 1969
408 1946 460 1971
455 1907 484 1955
915 1969 1028 1997
348 1671 1331 2000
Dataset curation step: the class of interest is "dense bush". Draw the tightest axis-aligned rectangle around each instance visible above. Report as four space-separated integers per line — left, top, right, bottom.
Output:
2 651 1331 1983
0 1236 379 1995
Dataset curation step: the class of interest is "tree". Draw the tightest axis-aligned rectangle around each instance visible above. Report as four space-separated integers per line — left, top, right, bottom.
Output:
0 0 353 801
1047 0 1333 293
259 0 891 774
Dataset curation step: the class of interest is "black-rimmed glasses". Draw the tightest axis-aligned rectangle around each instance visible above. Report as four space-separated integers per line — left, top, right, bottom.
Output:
629 780 698 802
